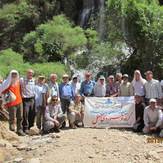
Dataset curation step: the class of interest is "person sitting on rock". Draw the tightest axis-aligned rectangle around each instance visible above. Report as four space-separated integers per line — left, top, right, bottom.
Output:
68 94 84 129
0 70 25 136
143 98 163 137
44 95 67 133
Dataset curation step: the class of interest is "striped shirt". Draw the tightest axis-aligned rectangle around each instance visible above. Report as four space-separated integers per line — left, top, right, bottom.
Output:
144 78 162 99
20 77 35 98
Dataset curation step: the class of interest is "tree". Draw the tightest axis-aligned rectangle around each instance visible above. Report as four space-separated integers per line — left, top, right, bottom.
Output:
104 0 163 79
22 15 89 66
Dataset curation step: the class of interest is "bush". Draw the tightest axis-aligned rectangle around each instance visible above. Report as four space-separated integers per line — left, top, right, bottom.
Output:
0 49 70 84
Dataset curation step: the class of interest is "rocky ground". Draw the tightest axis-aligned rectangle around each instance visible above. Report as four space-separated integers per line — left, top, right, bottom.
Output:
0 121 163 163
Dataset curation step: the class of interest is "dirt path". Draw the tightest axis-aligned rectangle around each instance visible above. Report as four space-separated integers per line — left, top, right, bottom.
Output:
0 122 163 162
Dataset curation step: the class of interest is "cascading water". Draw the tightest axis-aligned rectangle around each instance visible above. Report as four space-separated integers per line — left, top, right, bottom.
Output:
77 0 94 29
72 0 107 83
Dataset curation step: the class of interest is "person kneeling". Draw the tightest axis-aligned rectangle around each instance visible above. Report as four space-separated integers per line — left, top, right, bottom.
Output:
68 94 84 129
44 96 67 133
143 99 163 137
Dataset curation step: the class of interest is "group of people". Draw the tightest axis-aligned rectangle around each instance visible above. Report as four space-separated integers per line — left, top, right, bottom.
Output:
0 69 162 137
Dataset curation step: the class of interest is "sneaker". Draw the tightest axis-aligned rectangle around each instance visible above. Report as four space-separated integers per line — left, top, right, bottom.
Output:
17 130 26 136
24 129 29 134
70 123 77 129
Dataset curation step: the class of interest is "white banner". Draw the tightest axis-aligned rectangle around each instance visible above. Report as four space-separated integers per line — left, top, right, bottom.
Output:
84 96 135 128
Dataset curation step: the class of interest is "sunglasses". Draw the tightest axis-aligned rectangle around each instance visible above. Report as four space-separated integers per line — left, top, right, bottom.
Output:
27 72 34 75
52 99 58 102
73 78 77 79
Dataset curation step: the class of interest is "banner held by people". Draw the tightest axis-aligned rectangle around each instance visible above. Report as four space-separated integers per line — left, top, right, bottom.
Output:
84 96 135 128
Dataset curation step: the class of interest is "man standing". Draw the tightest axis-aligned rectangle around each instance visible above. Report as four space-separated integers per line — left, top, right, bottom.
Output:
20 69 35 134
44 96 67 133
68 94 84 129
118 74 133 96
0 70 25 136
144 70 162 106
131 70 146 103
133 94 145 132
42 74 59 108
116 73 123 86
34 76 45 131
143 99 163 137
106 75 119 97
71 75 81 95
59 74 75 127
80 72 95 99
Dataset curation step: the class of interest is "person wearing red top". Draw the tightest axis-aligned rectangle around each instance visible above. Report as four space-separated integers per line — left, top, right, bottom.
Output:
0 70 25 136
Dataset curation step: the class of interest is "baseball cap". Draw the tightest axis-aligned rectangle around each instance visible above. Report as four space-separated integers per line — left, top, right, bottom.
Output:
85 72 90 76
39 76 45 79
108 75 114 79
72 75 78 79
144 70 153 74
149 98 156 103
123 74 129 78
99 75 105 79
63 74 69 78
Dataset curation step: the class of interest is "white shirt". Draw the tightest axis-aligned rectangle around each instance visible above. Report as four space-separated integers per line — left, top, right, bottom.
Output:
133 80 145 96
145 78 162 99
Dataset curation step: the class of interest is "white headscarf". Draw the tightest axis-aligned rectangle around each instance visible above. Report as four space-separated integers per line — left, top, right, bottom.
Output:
94 77 106 97
71 75 81 95
0 70 19 94
131 70 146 87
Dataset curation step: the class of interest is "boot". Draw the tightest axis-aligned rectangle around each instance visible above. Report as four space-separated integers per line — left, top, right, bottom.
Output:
17 130 26 136
70 123 77 129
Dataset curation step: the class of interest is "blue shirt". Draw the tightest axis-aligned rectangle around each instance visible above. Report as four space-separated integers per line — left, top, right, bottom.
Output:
42 81 58 96
34 83 44 108
80 80 95 96
59 82 75 100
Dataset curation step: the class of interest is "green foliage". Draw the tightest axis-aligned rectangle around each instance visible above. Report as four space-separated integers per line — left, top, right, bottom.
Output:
22 15 88 65
104 0 163 80
0 49 70 83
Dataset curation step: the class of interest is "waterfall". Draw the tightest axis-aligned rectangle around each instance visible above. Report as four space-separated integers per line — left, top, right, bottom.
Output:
77 0 94 29
98 0 105 42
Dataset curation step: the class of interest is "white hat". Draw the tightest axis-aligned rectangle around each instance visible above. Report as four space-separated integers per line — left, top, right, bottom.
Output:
149 98 156 103
63 74 69 78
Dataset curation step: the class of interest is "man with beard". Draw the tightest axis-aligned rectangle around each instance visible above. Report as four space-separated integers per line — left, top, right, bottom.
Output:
118 74 133 97
20 69 35 134
0 70 25 136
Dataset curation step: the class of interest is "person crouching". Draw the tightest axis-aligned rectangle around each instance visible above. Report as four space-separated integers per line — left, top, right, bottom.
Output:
68 94 84 129
44 95 67 134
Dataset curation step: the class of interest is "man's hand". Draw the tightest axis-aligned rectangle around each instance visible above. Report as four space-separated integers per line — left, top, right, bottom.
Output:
54 120 60 127
36 106 40 111
82 95 85 100
150 126 157 131
77 112 81 118
4 104 8 110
